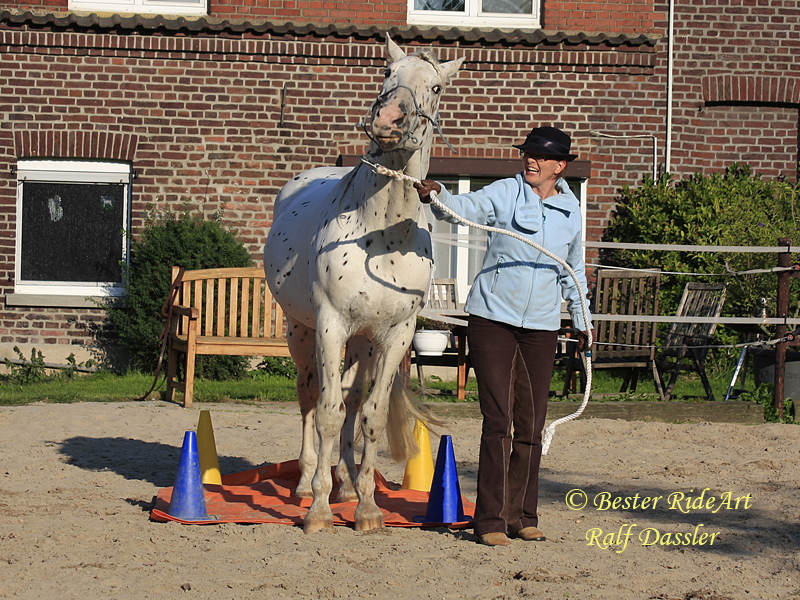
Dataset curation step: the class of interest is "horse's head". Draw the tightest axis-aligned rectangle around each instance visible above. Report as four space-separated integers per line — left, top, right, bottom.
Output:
365 37 464 153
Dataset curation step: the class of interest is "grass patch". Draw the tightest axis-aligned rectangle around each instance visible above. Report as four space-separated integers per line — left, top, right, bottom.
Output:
0 370 298 406
0 363 756 407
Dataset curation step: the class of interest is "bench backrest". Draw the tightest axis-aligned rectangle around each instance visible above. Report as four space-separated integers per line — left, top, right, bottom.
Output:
171 266 285 340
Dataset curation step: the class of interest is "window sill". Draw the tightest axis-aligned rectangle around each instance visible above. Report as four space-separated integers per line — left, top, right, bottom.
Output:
5 294 124 309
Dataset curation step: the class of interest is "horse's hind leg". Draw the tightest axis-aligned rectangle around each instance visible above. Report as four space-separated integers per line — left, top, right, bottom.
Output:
336 335 372 503
287 317 319 499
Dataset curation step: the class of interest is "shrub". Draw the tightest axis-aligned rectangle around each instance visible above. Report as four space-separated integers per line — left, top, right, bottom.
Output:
255 357 298 379
107 207 253 377
603 164 800 325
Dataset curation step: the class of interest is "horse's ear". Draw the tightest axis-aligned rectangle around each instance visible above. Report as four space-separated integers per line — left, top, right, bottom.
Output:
438 57 465 83
386 35 407 63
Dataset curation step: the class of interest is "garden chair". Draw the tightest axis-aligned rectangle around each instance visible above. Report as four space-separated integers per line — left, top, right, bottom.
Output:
561 268 661 395
654 282 727 401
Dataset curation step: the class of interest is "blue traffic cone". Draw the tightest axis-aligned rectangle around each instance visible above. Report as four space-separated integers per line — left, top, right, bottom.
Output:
424 435 467 523
168 431 208 520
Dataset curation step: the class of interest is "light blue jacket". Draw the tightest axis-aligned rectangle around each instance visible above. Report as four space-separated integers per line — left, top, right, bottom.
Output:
431 173 592 331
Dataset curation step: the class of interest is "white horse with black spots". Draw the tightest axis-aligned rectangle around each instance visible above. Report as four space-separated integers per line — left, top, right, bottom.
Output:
263 36 463 533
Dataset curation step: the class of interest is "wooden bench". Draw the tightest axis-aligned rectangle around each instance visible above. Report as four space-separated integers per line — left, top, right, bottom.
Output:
165 266 290 408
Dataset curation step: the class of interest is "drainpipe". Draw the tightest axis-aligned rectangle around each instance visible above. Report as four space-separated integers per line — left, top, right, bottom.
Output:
591 132 659 181
666 0 675 173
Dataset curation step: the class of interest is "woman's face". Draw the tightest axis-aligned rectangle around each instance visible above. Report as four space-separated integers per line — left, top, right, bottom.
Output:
521 152 567 190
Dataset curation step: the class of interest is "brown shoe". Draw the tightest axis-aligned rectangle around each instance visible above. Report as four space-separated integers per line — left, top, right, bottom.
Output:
512 527 546 541
476 532 512 546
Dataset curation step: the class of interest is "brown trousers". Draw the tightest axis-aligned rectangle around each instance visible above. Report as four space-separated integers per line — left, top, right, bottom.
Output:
468 315 558 536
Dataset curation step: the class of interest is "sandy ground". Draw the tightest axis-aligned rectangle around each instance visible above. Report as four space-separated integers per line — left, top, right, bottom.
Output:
1 400 799 600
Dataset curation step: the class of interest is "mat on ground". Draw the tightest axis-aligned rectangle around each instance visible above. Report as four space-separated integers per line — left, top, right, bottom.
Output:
151 459 474 528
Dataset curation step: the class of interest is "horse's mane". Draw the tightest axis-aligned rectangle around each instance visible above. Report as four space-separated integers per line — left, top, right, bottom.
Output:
413 50 441 75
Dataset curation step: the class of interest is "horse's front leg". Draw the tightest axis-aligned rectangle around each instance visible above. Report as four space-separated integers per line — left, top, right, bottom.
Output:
354 330 414 531
286 317 319 499
336 335 372 503
304 313 348 534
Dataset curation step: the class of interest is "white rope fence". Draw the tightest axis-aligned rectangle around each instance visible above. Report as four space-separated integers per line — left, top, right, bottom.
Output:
360 156 593 455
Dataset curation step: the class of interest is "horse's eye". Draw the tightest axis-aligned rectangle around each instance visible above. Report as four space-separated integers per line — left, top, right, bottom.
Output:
432 85 442 94
384 68 391 78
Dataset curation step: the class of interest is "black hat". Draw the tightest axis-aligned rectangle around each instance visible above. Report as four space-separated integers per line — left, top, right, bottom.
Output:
513 126 577 162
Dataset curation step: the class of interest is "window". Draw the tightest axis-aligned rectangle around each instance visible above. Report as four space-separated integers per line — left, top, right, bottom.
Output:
68 0 207 17
425 175 587 304
407 0 540 29
14 160 131 301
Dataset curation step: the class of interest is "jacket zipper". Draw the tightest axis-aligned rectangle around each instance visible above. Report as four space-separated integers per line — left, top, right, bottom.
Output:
491 256 504 292
521 201 546 327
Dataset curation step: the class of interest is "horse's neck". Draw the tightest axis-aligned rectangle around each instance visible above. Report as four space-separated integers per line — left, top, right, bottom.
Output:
357 149 428 230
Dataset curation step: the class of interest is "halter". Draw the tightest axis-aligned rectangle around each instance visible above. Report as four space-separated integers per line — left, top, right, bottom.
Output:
360 83 457 154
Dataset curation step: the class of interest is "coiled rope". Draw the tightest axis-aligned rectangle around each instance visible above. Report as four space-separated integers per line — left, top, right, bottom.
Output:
360 156 593 455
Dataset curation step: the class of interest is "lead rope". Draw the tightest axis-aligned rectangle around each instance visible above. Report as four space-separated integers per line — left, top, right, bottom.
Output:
360 156 593 455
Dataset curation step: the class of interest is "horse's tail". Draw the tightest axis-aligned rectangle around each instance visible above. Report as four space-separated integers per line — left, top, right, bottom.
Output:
385 371 446 463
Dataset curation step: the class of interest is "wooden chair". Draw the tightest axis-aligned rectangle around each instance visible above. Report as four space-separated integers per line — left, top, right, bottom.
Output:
415 278 472 400
654 282 727 401
562 268 661 394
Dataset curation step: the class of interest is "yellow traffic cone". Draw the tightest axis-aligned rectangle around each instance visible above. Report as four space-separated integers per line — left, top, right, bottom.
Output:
401 419 434 491
196 410 222 485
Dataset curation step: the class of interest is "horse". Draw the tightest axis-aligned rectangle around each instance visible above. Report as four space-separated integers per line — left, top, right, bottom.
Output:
263 36 464 534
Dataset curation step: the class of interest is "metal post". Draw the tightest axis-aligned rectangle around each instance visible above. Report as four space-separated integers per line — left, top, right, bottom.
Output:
775 238 792 419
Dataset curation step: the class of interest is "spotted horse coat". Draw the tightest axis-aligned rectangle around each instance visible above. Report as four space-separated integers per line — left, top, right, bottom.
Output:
263 36 464 533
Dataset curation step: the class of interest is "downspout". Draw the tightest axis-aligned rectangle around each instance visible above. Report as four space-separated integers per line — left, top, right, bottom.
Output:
666 0 675 173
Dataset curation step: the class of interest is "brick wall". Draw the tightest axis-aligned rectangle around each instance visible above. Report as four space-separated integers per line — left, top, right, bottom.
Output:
0 28 657 358
1 0 799 365
668 0 800 179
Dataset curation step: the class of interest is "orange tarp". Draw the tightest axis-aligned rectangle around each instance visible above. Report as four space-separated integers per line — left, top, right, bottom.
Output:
151 459 474 528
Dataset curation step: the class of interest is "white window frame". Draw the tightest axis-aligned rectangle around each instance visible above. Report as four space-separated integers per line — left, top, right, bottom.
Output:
68 0 207 16
426 175 587 304
407 0 541 29
15 160 132 299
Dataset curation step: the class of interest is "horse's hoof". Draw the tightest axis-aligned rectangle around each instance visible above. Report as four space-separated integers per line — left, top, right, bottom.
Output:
354 508 385 532
304 516 335 534
294 488 314 499
335 487 358 503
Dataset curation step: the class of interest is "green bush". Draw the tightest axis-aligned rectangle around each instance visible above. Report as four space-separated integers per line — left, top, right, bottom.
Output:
107 207 253 377
603 164 800 325
255 357 298 379
738 383 795 424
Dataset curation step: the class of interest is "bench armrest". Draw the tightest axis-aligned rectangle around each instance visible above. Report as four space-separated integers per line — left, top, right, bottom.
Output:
172 305 200 319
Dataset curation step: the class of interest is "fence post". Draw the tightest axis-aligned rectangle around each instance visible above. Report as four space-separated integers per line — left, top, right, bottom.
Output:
775 238 792 419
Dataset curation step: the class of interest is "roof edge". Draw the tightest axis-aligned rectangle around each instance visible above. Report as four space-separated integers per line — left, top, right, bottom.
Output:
0 9 658 48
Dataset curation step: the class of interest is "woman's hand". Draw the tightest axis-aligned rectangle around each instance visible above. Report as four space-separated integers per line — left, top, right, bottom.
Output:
414 180 441 203
577 329 594 352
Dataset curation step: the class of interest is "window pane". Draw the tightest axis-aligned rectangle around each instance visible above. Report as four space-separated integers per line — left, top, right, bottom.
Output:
415 0 465 11
482 0 531 14
21 182 125 283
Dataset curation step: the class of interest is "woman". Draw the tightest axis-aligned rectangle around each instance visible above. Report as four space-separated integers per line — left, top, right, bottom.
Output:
415 126 593 546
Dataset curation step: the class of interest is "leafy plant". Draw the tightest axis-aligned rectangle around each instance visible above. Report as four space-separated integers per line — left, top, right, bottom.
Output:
255 357 298 379
738 383 795 424
416 315 455 331
6 346 48 384
603 165 800 321
105 206 253 377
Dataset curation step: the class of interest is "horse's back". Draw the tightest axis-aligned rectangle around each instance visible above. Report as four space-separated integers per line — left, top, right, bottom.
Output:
273 166 354 218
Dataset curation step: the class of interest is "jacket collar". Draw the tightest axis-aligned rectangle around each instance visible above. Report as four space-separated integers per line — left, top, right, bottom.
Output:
512 173 579 233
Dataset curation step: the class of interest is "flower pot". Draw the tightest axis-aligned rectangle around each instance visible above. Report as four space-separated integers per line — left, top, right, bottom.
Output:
413 330 450 356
